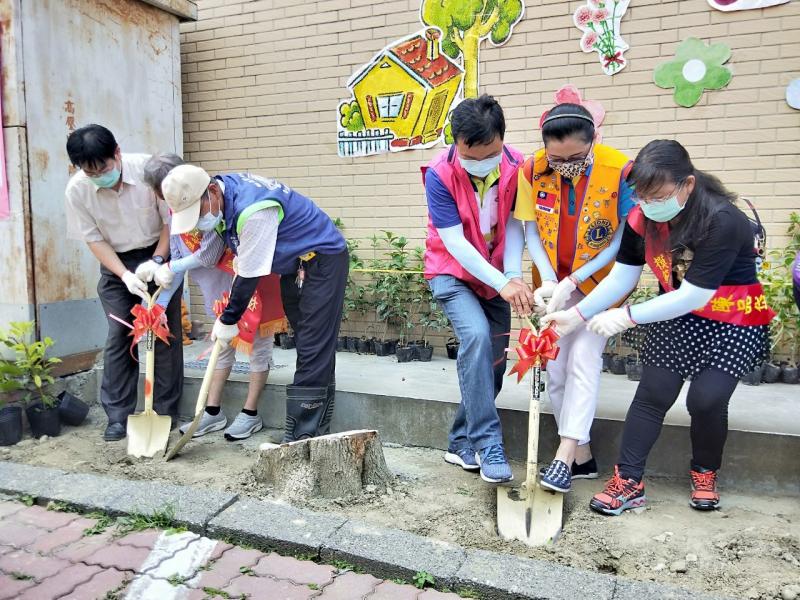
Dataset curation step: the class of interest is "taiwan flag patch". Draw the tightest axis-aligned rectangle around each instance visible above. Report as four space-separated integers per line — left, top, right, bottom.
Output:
536 190 557 213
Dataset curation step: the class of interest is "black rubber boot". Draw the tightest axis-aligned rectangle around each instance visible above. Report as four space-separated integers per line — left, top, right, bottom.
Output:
318 382 336 436
282 385 327 443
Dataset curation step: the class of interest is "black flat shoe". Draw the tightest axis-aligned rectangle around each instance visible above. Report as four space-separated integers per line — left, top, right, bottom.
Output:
104 422 126 441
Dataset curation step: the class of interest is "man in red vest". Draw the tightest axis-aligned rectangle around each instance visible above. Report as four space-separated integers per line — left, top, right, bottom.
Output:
422 96 532 483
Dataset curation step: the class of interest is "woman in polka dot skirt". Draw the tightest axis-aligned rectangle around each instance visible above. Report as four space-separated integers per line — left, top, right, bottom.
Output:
543 139 774 516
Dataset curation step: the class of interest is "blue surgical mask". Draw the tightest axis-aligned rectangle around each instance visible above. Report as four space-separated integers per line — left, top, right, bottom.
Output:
89 168 120 188
459 153 502 178
197 210 222 232
640 196 685 222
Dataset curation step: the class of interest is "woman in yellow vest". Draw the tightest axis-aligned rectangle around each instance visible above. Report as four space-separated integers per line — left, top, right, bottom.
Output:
504 103 634 493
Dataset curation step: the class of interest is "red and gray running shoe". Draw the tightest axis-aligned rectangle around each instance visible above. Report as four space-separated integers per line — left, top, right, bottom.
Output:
689 467 720 511
590 466 646 516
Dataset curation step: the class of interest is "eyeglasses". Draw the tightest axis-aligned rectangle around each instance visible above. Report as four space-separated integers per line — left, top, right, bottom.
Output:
546 153 590 167
632 182 684 205
82 160 116 178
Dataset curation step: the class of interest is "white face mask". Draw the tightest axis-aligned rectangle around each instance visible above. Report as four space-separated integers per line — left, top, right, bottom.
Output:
197 210 222 231
459 153 502 178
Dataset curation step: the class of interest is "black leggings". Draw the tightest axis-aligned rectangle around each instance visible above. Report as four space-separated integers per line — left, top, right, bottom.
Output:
618 365 740 481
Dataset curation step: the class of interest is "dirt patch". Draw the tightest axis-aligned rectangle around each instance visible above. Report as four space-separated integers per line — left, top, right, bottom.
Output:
2 407 798 600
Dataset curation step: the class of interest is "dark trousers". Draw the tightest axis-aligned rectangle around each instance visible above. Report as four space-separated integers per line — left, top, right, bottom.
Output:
279 251 348 388
618 365 739 481
97 245 183 424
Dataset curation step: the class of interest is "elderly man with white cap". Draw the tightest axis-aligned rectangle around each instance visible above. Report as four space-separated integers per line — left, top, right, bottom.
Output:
161 165 348 442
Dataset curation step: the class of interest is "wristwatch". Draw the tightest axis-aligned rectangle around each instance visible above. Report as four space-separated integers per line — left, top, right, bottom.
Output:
152 255 166 265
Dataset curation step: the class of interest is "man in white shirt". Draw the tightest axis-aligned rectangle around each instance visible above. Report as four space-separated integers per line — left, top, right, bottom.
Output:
65 124 183 441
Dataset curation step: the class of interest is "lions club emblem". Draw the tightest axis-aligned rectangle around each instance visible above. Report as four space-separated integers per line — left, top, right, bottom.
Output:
585 219 613 249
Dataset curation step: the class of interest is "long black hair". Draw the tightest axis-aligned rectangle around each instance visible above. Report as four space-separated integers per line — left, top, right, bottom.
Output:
628 139 737 251
541 103 595 145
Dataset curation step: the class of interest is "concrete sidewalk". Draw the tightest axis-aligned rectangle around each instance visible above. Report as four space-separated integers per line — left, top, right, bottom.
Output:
180 340 800 437
0 499 461 600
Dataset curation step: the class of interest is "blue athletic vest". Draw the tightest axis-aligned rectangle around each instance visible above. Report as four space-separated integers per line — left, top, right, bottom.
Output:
218 173 345 275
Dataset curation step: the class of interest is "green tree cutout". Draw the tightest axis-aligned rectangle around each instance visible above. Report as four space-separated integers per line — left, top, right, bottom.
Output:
421 0 524 100
339 100 365 132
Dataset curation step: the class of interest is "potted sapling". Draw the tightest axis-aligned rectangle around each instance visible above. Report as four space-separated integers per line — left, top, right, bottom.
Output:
1 322 63 439
0 359 24 446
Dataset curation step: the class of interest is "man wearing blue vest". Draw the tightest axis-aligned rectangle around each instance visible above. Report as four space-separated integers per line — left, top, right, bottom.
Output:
161 165 348 442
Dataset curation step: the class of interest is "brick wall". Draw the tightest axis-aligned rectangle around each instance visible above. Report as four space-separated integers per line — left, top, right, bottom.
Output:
179 0 800 348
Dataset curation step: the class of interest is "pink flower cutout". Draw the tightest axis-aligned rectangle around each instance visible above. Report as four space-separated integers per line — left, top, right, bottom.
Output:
587 0 603 6
581 31 599 51
574 6 593 27
592 8 609 22
539 84 606 142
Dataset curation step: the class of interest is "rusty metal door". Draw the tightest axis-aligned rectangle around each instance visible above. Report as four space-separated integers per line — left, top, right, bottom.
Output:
21 0 183 358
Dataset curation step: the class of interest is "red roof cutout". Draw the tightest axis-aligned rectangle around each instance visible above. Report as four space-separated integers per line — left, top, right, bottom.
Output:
389 32 461 88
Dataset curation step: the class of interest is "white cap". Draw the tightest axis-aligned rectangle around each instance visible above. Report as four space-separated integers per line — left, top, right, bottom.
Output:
161 164 211 234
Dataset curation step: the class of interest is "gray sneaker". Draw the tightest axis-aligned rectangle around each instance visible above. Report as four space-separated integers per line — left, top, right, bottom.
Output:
179 411 227 437
224 412 263 441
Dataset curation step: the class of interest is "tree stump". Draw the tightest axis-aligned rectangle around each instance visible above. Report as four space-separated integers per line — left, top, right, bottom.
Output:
253 429 394 500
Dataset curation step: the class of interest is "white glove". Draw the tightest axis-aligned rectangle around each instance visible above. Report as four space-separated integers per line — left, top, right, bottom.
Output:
540 306 585 337
587 307 636 337
134 259 159 283
121 270 148 300
533 280 557 316
154 263 176 288
211 318 239 345
547 276 578 314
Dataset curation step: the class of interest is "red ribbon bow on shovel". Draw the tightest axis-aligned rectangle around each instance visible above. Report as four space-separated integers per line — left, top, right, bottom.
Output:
507 323 560 383
129 304 172 359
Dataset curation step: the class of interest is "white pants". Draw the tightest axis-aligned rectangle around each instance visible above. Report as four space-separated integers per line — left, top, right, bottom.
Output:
546 290 606 445
216 329 274 373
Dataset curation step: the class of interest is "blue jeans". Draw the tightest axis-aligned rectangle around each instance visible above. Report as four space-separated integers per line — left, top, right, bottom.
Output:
430 275 510 453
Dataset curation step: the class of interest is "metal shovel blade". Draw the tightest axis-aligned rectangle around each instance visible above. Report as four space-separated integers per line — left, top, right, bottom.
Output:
496 482 563 546
127 410 172 458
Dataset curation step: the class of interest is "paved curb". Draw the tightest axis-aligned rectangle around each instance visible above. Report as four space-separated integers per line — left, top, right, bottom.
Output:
0 461 732 600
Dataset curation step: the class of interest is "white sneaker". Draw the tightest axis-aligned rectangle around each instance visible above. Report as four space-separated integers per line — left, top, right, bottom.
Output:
224 412 263 440
179 411 227 438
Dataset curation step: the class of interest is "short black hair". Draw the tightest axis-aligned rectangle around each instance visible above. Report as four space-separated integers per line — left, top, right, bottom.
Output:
450 95 505 146
66 124 118 170
541 103 595 145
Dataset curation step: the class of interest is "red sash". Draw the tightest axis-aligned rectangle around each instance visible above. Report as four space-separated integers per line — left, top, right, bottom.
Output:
628 207 774 326
180 231 287 352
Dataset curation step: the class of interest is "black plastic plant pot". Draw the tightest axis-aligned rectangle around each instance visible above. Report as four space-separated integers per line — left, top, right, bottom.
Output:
601 353 614 372
345 336 358 353
274 332 283 346
611 356 627 375
25 402 61 439
781 364 799 385
387 340 398 355
396 346 414 363
367 338 377 354
356 338 370 354
374 340 390 357
762 362 782 384
280 334 296 350
57 391 89 426
625 361 643 382
740 363 763 386
336 337 347 352
0 406 23 446
446 340 459 360
417 345 434 362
